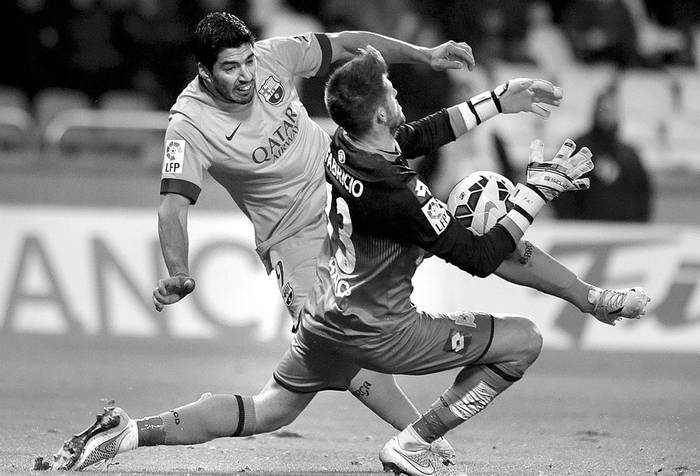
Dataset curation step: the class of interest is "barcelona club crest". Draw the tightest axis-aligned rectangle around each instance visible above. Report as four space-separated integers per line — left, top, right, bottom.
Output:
258 75 285 105
282 282 295 308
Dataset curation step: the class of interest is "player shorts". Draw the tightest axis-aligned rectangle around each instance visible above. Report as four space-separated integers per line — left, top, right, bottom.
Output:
267 214 327 329
273 310 495 393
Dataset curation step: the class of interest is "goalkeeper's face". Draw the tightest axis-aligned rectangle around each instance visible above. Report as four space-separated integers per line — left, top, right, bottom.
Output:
382 76 405 134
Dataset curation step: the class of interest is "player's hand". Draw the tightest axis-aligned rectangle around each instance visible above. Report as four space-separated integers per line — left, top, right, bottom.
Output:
152 275 196 312
589 287 651 326
499 78 563 119
427 40 475 72
525 139 593 201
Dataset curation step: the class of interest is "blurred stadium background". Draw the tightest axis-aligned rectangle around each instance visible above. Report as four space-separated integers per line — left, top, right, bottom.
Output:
1 0 699 474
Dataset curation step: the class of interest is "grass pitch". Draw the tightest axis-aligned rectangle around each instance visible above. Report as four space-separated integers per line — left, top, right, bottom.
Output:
1 334 698 475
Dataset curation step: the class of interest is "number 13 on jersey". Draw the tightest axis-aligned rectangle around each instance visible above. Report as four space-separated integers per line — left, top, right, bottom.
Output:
325 182 356 273
325 183 356 298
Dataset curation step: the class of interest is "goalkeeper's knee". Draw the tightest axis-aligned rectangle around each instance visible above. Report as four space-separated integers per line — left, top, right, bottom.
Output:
494 315 543 373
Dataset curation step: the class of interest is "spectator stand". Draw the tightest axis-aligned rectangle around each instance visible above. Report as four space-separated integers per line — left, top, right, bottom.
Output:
666 67 700 173
0 86 34 153
36 88 167 167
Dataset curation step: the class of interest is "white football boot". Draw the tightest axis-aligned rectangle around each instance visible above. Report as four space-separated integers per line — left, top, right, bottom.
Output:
589 287 651 325
430 436 456 466
380 434 467 476
51 406 136 470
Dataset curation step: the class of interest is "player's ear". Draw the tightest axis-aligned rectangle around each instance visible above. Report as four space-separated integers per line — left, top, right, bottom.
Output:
376 105 387 125
198 63 212 82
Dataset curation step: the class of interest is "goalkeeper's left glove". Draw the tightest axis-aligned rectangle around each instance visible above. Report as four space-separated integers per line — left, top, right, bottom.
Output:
524 138 593 201
506 139 593 234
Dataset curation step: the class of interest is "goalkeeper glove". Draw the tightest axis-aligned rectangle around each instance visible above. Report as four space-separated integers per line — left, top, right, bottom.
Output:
507 139 594 234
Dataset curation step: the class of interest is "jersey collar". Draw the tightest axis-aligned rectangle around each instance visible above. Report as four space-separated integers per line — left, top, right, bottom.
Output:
341 130 403 164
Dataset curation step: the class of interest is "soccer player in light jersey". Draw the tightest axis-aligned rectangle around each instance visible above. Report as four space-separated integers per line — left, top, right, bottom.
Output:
49 14 620 474
152 11 473 461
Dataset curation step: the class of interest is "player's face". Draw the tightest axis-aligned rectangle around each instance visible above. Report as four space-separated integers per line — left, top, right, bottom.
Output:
206 43 256 105
383 76 405 134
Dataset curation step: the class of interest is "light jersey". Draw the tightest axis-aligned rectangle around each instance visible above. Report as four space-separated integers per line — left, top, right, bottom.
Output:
160 33 333 270
302 110 516 345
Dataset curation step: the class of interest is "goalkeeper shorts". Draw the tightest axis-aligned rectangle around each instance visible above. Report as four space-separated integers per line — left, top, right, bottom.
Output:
273 310 495 393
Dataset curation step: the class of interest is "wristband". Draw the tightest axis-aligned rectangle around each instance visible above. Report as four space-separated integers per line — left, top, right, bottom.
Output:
457 85 504 131
504 208 532 234
506 183 548 234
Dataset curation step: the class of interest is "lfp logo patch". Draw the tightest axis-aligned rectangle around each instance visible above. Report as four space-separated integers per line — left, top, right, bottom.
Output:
258 76 285 105
421 197 451 235
163 140 185 174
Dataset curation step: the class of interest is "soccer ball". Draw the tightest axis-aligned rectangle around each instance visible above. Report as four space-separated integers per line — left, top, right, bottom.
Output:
447 171 515 235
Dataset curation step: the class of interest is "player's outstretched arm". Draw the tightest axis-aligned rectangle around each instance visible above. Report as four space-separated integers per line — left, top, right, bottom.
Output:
325 32 475 71
395 79 563 163
494 241 651 325
153 193 196 311
447 78 563 139
495 240 588 307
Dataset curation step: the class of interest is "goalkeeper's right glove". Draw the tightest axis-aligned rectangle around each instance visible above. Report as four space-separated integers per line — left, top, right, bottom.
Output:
506 139 593 234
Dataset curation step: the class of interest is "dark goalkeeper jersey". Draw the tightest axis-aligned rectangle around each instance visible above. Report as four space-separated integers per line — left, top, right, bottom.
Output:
302 110 516 344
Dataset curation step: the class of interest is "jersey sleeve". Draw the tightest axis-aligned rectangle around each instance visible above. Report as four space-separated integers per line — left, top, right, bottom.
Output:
395 109 456 160
261 33 332 79
386 175 516 277
160 117 210 204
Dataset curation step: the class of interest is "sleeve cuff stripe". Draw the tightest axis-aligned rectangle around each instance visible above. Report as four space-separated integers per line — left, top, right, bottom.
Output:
467 100 482 125
490 90 502 113
457 102 478 131
526 183 550 202
314 33 333 77
160 178 201 204
511 204 535 223
506 209 532 234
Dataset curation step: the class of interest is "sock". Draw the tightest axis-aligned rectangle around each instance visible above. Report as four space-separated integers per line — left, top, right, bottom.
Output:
396 424 431 451
412 363 522 443
397 425 430 451
136 393 256 446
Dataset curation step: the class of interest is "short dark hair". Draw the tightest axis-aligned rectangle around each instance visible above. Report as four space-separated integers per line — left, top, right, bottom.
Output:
193 12 255 71
324 46 388 136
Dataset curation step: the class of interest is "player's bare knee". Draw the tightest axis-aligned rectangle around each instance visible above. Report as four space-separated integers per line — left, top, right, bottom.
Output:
270 410 297 430
255 405 298 433
504 315 542 367
253 387 309 433
518 316 542 365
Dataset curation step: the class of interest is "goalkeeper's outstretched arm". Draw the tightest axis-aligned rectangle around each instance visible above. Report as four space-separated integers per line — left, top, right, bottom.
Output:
494 241 594 313
494 241 650 324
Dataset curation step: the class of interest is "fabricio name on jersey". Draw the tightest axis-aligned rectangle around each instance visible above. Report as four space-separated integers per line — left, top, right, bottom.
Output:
325 149 364 197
